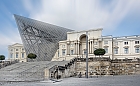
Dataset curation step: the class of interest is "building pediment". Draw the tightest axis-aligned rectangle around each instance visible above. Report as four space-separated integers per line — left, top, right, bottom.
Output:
113 46 119 48
104 45 109 48
134 45 140 47
123 46 129 48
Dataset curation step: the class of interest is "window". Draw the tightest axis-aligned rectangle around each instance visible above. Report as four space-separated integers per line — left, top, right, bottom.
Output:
124 48 128 54
62 49 66 56
135 47 139 53
22 48 24 51
135 41 139 44
11 49 13 51
84 49 87 55
10 53 13 58
22 53 24 58
16 53 18 58
104 41 108 44
62 45 65 48
114 48 118 54
16 49 18 51
94 42 97 45
104 48 108 53
71 50 74 55
124 42 128 45
70 44 73 47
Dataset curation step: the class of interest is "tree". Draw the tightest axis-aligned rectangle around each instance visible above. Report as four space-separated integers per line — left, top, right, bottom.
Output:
0 55 5 60
27 53 37 60
94 48 106 57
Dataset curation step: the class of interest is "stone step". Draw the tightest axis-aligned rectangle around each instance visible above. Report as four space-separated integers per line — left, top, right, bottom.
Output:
0 61 69 81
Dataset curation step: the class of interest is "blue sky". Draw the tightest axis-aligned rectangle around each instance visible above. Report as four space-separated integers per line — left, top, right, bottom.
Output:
0 0 140 58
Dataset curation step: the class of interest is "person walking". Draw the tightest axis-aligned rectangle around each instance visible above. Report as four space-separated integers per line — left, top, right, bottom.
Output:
78 72 82 78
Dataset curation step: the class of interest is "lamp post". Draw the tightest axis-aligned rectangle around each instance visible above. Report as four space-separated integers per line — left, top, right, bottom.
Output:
86 31 88 78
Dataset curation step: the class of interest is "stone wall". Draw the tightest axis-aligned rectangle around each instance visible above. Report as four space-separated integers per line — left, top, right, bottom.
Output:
75 58 140 76
46 58 140 79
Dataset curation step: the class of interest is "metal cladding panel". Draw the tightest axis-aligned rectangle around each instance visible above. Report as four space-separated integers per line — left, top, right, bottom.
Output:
14 14 73 61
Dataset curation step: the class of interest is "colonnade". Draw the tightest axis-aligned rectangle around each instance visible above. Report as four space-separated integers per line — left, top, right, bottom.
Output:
67 40 98 55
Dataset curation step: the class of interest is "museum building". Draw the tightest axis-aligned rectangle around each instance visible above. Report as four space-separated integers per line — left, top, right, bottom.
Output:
14 15 140 62
52 29 140 61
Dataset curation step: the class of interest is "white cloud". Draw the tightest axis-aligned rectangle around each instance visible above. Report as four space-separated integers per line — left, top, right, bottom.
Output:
1 0 139 58
0 27 22 58
22 0 140 32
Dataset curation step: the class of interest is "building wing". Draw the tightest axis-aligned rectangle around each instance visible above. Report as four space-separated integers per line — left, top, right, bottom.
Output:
14 14 73 61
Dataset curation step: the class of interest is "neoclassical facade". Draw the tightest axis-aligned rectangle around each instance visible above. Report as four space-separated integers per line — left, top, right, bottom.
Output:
52 28 140 61
8 43 27 62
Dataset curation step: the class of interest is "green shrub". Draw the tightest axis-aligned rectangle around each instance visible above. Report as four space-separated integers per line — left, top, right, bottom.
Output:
94 48 105 56
27 53 37 59
0 55 5 60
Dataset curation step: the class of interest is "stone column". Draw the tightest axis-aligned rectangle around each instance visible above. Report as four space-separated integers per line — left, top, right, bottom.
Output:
90 41 91 53
91 41 93 53
76 43 78 54
79 43 82 55
88 41 90 54
14 48 16 60
74 43 76 54
67 43 70 55
77 42 79 55
91 41 94 53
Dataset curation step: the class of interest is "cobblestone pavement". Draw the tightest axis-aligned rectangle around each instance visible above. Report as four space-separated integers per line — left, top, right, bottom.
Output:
1 75 140 86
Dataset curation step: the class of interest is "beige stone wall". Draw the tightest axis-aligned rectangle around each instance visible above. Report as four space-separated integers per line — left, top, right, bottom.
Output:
8 43 27 62
76 61 112 76
45 60 140 79
111 62 140 75
76 61 140 76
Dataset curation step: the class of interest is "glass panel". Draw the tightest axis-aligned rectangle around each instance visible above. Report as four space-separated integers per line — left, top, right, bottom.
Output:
105 48 108 53
16 53 18 58
14 15 72 61
135 47 139 53
71 50 74 55
62 49 65 56
124 48 128 54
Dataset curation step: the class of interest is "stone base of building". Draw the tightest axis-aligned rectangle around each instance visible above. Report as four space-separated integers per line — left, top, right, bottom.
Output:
46 57 140 79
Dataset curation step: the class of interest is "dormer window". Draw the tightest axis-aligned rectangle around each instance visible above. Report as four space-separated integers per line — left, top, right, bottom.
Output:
135 41 139 44
124 42 128 45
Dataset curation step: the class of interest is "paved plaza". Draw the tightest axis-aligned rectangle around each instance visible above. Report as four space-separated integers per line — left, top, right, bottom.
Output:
1 75 140 86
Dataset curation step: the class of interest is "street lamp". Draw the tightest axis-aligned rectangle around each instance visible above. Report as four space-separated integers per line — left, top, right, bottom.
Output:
86 31 88 78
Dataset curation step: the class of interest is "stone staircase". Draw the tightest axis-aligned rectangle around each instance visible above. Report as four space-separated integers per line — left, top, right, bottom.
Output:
0 61 69 81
